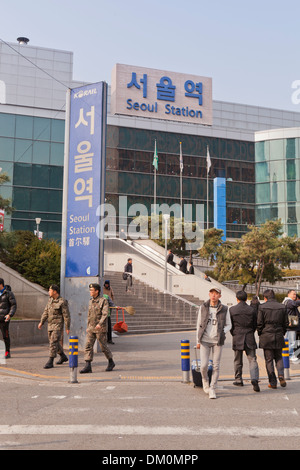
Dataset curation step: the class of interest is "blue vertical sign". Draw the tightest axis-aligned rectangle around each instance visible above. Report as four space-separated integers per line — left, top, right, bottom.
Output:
214 177 226 241
66 82 107 277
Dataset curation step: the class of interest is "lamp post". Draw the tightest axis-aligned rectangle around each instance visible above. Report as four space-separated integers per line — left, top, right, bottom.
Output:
163 214 170 292
35 218 41 239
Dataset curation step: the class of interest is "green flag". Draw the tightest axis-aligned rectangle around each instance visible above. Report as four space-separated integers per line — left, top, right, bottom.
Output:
152 140 158 170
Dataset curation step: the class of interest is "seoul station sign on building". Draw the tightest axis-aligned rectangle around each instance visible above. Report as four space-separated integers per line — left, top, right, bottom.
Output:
111 64 213 126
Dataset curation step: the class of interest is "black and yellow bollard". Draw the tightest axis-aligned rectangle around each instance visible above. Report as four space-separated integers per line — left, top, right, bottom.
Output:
69 336 79 384
181 340 190 383
282 339 290 380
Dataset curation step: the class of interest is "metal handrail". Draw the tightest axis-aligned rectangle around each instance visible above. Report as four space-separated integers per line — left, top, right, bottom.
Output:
126 272 199 325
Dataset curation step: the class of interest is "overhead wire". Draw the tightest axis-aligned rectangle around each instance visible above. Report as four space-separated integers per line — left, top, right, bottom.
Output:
0 38 70 90
0 38 71 224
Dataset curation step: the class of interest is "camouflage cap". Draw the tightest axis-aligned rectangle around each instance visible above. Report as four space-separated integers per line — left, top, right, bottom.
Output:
89 283 100 291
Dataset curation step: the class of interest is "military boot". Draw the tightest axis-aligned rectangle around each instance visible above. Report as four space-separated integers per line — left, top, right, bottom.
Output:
80 361 92 374
44 357 54 369
56 352 68 365
106 358 115 371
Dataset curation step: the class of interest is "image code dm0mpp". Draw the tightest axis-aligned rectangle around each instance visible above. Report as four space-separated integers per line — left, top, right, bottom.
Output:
146 455 199 465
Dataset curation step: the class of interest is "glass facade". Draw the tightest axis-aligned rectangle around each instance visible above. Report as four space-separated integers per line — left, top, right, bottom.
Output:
0 116 256 242
255 136 300 237
106 126 255 238
0 112 64 240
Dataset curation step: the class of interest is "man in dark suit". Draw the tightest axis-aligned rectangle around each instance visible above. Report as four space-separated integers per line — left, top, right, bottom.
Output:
179 256 187 273
230 290 260 392
257 289 289 389
166 249 175 267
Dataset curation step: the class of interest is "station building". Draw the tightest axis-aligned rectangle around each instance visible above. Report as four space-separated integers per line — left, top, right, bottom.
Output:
1 39 300 240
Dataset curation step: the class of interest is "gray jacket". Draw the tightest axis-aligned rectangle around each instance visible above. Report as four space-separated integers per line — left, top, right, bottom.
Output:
196 300 231 346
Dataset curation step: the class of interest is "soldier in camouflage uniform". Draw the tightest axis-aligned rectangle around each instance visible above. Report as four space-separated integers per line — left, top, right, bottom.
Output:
38 284 70 369
80 283 115 374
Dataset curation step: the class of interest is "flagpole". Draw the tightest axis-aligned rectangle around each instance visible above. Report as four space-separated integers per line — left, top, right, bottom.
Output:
154 140 157 215
154 165 156 215
180 142 183 219
207 165 209 230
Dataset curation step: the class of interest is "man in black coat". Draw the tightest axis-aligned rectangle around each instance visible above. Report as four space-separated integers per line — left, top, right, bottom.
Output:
0 278 17 358
230 290 260 392
257 289 289 389
166 249 175 267
124 258 133 292
179 256 187 274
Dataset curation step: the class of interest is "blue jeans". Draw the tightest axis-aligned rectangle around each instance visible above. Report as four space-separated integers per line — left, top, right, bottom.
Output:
285 330 296 356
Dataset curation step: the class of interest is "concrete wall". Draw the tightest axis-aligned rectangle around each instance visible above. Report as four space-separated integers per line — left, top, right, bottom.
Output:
0 262 48 319
10 320 48 346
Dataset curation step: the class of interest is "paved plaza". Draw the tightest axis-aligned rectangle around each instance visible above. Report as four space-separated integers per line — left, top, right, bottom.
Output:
0 331 300 451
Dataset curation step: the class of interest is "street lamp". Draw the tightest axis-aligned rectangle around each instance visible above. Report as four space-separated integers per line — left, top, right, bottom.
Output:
35 218 41 239
163 214 170 292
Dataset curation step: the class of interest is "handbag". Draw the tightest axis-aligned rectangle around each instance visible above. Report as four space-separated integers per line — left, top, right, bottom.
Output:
288 314 299 327
122 272 128 280
113 307 128 333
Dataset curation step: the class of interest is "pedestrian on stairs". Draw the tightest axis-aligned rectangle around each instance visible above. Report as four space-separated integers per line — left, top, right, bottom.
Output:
103 280 114 301
124 258 133 292
38 284 70 369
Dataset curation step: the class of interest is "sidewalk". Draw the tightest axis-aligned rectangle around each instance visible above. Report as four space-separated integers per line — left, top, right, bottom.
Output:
1 330 300 384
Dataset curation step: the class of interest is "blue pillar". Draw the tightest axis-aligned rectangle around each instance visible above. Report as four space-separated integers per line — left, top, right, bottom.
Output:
214 177 226 240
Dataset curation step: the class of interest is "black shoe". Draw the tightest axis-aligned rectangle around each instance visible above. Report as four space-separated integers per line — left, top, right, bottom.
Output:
44 358 54 369
279 376 287 387
233 381 243 386
106 359 115 371
80 361 92 374
251 380 260 392
56 353 68 365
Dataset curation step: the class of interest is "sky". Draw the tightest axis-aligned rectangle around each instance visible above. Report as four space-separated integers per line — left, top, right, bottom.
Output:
1 0 300 112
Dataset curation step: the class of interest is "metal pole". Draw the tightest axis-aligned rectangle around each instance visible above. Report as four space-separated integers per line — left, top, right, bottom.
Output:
180 141 183 219
163 214 170 292
153 139 157 215
207 171 209 230
154 166 156 214
99 82 108 282
60 89 71 299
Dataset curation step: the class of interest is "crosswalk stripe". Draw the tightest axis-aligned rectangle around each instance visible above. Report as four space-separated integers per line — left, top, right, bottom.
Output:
1 425 300 437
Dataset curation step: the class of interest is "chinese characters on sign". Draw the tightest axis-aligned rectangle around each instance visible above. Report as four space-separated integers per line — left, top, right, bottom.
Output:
111 64 212 125
66 82 106 277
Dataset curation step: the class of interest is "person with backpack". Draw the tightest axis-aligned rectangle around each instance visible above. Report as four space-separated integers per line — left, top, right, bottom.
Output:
282 289 300 361
0 279 17 358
